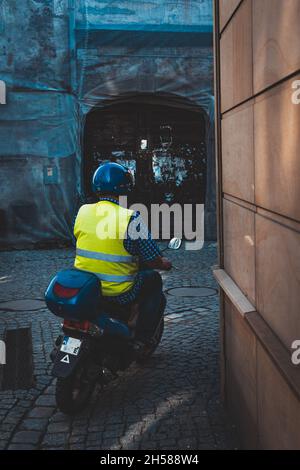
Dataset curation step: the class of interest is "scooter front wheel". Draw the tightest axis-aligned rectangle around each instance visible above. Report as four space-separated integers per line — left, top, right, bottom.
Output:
55 361 95 414
136 316 164 364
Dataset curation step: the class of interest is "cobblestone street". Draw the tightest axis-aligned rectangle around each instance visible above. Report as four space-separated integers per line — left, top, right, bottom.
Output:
0 243 238 450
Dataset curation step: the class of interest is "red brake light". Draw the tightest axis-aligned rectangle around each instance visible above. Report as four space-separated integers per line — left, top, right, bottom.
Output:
53 282 80 299
63 319 90 332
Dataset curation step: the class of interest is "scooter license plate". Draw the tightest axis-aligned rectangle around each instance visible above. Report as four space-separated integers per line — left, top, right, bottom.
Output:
60 336 82 356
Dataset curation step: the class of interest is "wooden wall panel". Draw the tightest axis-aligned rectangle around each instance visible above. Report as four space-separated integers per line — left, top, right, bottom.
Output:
222 100 254 202
220 0 253 112
255 76 300 222
253 0 300 93
223 198 255 304
219 0 241 31
225 298 258 449
257 343 300 449
215 0 300 450
256 213 300 350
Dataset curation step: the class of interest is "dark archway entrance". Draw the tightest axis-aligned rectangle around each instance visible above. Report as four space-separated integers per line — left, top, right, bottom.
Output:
83 96 207 237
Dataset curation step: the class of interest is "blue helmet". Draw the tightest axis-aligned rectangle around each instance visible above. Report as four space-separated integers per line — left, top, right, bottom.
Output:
92 162 134 195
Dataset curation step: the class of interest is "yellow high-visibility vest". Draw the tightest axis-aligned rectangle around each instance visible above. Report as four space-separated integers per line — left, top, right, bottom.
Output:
74 201 138 296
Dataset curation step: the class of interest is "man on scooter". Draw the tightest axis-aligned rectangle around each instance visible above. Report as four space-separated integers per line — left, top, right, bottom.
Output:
73 162 172 346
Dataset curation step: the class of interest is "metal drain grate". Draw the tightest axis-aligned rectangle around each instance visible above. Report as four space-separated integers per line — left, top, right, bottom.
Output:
1 328 35 390
166 286 218 297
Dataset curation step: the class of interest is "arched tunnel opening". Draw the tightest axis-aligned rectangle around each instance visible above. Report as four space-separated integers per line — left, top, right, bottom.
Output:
83 95 207 239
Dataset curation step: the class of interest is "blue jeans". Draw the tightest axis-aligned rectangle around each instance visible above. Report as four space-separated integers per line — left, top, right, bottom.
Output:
134 270 166 342
95 270 166 342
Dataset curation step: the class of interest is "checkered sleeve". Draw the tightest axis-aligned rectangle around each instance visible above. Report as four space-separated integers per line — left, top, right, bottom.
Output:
124 212 161 262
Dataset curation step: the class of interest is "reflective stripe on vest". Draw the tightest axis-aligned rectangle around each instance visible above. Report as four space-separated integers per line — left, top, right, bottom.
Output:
77 268 135 283
76 248 134 263
74 201 138 296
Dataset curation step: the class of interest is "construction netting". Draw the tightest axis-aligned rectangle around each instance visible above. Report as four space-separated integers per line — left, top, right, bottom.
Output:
0 0 215 246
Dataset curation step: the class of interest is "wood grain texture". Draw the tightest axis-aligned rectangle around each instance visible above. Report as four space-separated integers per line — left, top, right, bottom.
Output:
256 213 300 350
216 0 300 450
257 207 300 235
257 343 300 450
254 76 300 222
219 0 242 31
220 0 253 112
224 193 256 212
222 100 255 202
223 198 256 304
213 268 256 316
225 298 258 449
253 0 300 93
247 311 300 403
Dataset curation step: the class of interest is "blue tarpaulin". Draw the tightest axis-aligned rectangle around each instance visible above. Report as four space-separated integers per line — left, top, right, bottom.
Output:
0 1 215 247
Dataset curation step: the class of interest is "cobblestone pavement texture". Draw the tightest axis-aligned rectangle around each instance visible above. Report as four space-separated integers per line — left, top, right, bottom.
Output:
0 243 239 450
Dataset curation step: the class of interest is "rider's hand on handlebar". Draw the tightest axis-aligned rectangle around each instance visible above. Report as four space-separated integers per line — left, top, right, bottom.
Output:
144 256 172 271
160 257 172 271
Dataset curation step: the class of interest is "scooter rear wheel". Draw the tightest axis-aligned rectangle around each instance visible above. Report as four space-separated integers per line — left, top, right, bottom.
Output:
55 361 95 414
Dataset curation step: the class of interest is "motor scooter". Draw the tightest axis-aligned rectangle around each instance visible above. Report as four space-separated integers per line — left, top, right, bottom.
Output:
45 238 181 414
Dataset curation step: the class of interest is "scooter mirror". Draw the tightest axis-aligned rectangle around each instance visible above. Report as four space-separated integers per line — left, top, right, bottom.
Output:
168 238 182 250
